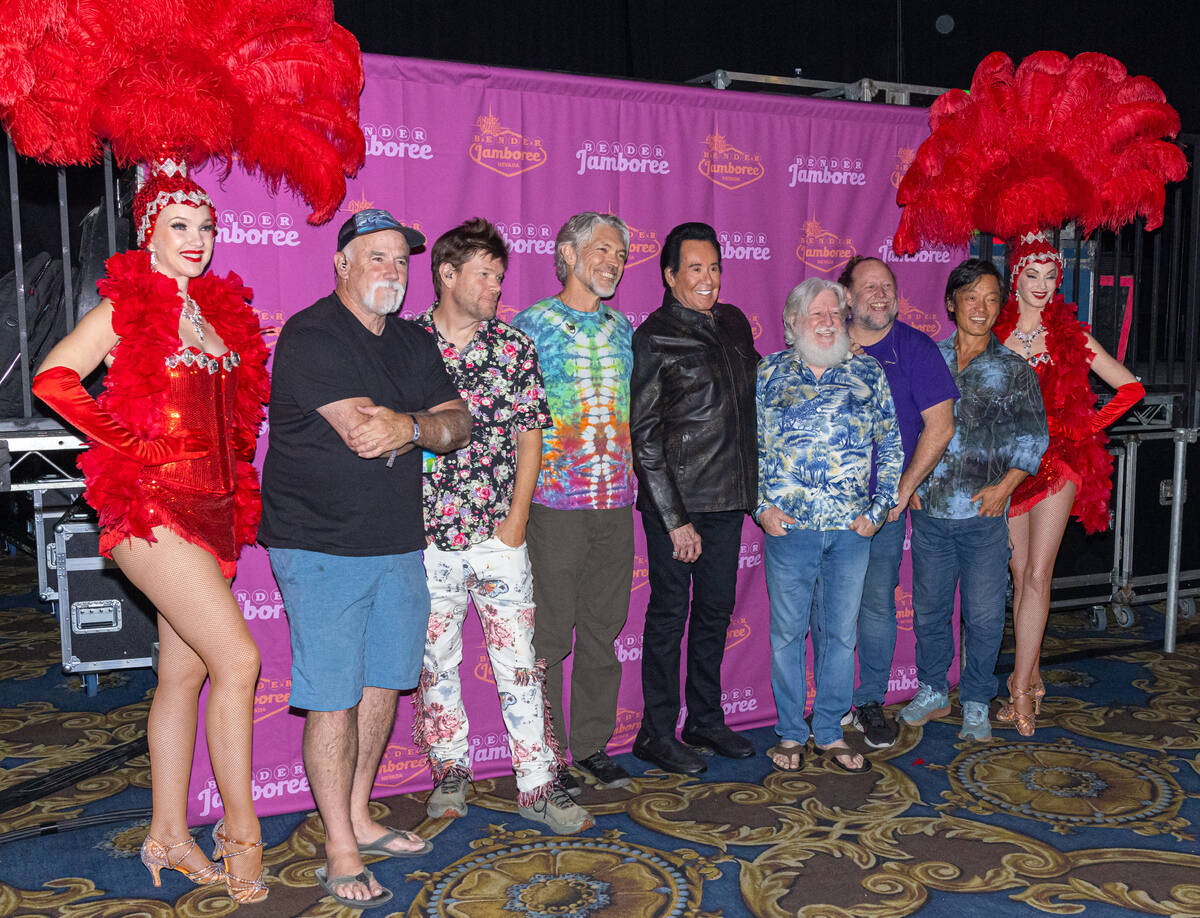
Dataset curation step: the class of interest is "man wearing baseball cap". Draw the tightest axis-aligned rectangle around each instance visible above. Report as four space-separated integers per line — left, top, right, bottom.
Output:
260 209 471 908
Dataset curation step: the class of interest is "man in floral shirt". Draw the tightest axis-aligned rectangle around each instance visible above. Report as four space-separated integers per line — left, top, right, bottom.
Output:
412 218 594 835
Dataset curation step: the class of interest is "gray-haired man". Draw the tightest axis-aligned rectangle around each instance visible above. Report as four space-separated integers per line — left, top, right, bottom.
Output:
511 213 635 794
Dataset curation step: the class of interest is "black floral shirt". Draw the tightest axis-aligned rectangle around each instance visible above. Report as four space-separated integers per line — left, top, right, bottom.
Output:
416 306 551 550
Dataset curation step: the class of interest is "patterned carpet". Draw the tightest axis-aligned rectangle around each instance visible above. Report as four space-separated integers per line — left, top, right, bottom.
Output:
2 553 1199 917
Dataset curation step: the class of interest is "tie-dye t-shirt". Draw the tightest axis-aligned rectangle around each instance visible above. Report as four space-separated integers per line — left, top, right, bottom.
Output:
511 297 635 509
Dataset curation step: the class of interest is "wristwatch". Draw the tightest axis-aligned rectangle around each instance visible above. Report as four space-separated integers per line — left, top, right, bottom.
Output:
410 415 420 443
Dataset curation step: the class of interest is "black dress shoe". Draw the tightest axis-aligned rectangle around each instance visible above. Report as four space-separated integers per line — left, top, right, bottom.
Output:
632 733 707 775
680 724 755 759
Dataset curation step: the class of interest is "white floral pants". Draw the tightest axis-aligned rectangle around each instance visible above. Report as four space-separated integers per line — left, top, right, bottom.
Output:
414 537 561 801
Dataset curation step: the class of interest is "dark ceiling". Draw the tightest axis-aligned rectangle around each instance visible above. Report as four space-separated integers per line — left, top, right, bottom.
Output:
3 1 1193 280
333 0 1198 134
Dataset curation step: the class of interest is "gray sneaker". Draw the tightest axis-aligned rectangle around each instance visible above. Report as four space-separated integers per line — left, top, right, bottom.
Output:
959 701 992 741
898 683 951 726
517 785 595 835
426 771 469 818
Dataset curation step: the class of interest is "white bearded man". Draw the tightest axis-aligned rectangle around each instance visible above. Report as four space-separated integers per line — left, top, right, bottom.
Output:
755 277 902 774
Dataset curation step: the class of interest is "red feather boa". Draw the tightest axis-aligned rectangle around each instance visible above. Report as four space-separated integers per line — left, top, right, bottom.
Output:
993 296 1114 533
76 250 269 563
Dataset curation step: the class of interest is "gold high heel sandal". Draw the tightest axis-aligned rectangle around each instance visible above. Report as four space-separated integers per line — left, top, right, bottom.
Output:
1001 685 1038 737
211 818 268 904
997 676 1016 721
998 677 1046 720
140 834 225 887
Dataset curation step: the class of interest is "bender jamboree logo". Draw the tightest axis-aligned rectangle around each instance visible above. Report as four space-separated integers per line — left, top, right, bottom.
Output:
253 675 291 722
892 146 916 189
217 210 299 247
576 140 670 177
787 154 867 188
375 744 430 790
795 218 856 275
697 129 764 190
252 308 285 350
361 122 434 161
469 110 548 177
622 219 661 269
896 584 914 632
719 229 771 262
898 295 946 339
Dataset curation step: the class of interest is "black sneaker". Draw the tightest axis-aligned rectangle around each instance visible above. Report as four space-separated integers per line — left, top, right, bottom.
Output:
851 702 897 748
557 766 583 798
575 751 632 789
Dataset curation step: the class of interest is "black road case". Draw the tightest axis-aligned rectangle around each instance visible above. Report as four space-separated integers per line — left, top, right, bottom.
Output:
52 516 157 673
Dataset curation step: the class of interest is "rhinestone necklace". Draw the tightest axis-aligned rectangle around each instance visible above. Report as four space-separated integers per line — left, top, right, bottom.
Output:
1012 322 1044 359
181 294 205 345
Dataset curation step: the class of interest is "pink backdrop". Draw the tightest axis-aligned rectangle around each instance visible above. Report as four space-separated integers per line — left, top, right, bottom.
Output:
186 55 965 821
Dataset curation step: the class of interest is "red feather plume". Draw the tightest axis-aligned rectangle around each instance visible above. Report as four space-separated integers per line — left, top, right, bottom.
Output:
0 0 363 225
895 51 1188 254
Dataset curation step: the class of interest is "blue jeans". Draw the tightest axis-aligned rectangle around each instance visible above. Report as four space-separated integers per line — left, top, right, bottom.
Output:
909 510 1010 705
764 528 871 746
853 511 907 707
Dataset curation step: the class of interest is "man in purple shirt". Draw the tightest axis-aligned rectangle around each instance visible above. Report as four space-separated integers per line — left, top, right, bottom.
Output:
838 256 958 748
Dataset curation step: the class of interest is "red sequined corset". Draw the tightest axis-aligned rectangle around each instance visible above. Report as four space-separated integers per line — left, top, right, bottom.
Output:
153 347 241 493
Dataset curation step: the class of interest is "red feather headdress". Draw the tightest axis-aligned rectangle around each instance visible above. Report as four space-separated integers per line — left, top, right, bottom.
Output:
893 51 1188 253
0 0 364 224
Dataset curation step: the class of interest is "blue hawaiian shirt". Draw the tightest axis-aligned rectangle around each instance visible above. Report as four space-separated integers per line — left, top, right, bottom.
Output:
917 334 1049 520
756 351 902 529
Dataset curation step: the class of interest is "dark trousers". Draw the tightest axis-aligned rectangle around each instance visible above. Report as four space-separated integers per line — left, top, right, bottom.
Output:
527 503 635 760
639 509 744 738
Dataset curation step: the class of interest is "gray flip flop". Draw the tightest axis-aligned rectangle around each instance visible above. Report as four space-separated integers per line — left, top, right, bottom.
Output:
315 865 393 909
357 825 432 858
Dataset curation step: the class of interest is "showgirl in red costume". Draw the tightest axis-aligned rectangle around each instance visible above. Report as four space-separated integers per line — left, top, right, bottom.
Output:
894 50 1185 738
32 163 271 903
992 231 1143 734
2 0 364 900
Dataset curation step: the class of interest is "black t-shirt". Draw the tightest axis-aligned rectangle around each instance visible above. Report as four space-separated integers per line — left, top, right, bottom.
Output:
258 293 460 555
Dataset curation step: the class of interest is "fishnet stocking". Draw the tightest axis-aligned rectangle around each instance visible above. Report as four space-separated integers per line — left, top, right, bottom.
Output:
112 527 262 879
1007 481 1076 714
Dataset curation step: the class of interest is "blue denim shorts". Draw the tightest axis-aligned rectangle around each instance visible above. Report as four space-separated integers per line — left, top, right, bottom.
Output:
269 548 431 711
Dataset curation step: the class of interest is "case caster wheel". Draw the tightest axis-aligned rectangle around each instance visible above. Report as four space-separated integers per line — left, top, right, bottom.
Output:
1111 604 1134 628
1178 597 1195 620
1089 604 1107 631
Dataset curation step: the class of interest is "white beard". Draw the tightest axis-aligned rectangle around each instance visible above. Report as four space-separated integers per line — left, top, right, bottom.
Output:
795 324 851 368
576 259 618 298
367 281 406 316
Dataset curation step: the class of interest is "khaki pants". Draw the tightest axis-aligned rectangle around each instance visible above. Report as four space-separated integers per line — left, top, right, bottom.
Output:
526 503 635 761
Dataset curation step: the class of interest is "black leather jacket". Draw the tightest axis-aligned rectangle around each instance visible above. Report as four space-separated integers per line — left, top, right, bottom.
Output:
630 293 759 530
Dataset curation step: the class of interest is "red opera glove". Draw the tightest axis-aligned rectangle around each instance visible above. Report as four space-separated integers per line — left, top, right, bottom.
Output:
1092 381 1146 432
32 366 208 465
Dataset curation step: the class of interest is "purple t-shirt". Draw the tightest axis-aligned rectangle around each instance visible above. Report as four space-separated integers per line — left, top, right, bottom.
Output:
863 320 959 471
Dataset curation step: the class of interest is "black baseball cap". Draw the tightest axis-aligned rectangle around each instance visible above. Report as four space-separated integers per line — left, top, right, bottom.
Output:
336 208 425 251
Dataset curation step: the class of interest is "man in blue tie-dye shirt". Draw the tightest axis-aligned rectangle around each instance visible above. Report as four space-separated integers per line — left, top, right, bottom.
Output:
756 277 902 774
898 258 1048 743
